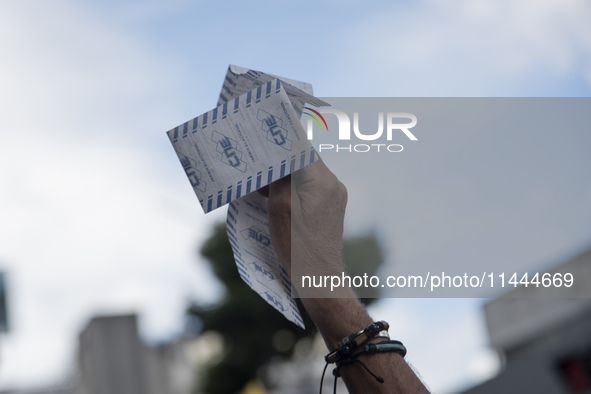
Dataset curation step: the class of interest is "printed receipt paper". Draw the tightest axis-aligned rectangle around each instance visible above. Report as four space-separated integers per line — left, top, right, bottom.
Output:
167 65 328 328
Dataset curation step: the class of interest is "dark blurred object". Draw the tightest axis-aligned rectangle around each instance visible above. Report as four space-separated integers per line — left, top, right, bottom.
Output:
557 349 591 393
190 222 384 394
0 271 9 333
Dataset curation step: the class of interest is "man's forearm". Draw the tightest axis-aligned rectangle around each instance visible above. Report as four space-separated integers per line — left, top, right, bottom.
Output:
267 161 429 392
302 296 430 393
301 296 373 350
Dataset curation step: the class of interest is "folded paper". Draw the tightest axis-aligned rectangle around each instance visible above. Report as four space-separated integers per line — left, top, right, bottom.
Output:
167 65 328 327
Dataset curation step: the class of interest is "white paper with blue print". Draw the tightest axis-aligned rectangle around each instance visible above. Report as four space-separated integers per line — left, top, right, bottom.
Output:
227 192 305 328
167 66 327 328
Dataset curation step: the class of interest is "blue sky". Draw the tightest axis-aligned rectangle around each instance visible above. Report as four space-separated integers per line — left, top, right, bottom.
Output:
1 0 590 391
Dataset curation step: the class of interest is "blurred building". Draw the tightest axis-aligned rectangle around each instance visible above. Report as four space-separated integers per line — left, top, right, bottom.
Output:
461 247 591 394
1 314 200 394
76 314 149 394
74 314 200 394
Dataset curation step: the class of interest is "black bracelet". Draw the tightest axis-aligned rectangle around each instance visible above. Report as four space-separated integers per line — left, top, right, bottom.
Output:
320 322 407 394
363 340 407 358
325 321 390 364
320 339 408 394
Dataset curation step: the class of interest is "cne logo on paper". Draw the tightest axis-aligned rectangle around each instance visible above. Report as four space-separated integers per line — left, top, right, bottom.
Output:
241 226 272 247
262 291 285 312
179 154 207 192
249 261 275 281
256 109 292 151
211 130 247 172
304 107 418 153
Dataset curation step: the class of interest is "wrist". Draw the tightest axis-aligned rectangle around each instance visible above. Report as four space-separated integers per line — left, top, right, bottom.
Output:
302 296 373 350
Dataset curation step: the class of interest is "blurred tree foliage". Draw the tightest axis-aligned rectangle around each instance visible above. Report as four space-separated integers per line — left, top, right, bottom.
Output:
189 222 384 394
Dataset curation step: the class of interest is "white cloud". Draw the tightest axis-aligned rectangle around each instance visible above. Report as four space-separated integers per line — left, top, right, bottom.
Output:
325 0 591 96
0 0 224 388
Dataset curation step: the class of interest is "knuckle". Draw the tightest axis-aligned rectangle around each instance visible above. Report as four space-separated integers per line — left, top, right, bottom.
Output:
339 182 348 207
325 174 341 193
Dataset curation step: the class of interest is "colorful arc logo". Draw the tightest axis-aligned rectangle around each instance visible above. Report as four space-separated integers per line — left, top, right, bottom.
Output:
303 107 329 132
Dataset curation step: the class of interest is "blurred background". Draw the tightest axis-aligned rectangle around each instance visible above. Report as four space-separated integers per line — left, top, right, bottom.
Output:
1 0 590 393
